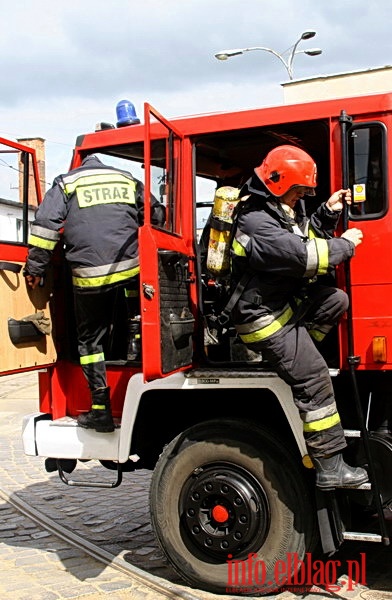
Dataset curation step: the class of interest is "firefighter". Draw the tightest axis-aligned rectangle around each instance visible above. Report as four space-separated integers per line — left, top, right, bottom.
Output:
230 145 369 490
24 155 165 433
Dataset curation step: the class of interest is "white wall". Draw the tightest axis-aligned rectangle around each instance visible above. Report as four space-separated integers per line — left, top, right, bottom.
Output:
282 65 392 104
0 200 36 242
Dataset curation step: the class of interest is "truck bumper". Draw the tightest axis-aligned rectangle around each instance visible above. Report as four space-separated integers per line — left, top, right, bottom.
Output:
22 413 121 461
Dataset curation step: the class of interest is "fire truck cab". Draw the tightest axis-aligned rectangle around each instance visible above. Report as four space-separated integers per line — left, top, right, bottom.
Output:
1 94 391 594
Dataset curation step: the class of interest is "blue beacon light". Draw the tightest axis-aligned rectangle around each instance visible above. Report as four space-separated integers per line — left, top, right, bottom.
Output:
116 99 140 127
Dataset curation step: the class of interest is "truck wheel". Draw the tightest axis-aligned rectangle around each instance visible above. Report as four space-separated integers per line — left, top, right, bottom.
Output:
150 419 317 595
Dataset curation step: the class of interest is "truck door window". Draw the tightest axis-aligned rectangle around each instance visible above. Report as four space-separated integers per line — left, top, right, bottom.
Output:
0 145 40 243
348 122 387 219
91 151 171 230
145 107 183 235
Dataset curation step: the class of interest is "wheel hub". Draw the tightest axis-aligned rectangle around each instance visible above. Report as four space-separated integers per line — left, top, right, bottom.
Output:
180 462 269 561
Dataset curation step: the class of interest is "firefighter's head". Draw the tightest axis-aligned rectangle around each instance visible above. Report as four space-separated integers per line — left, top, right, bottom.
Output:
254 145 317 200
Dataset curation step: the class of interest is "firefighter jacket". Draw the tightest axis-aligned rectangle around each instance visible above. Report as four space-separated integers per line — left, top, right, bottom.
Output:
230 176 355 345
25 155 165 293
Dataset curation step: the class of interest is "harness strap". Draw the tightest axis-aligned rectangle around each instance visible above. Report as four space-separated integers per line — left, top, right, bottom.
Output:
218 270 254 325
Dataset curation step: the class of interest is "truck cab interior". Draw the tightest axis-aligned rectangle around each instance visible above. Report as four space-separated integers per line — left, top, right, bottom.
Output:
193 118 333 368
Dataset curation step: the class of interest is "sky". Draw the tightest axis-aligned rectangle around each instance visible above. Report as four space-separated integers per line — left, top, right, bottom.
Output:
0 0 391 196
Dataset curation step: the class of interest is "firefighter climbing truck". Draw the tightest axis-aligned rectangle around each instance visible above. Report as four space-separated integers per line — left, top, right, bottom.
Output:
1 93 391 595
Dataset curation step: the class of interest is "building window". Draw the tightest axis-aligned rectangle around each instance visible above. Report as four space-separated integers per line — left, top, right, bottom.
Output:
16 218 23 242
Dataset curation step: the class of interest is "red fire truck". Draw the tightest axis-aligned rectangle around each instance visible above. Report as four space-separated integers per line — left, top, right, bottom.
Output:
1 93 391 594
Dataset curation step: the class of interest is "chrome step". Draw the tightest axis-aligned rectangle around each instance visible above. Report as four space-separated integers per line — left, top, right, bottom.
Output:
343 531 382 543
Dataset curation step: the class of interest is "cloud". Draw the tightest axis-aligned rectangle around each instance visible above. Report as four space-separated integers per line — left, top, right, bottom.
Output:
2 0 389 106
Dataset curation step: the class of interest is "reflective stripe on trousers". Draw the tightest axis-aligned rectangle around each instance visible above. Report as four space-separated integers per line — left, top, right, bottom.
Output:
238 285 349 458
74 283 138 391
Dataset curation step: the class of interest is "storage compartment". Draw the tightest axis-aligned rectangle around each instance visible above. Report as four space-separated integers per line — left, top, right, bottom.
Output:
8 318 44 344
170 310 195 348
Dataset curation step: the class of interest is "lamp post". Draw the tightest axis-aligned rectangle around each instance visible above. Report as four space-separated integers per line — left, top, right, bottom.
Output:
214 31 322 80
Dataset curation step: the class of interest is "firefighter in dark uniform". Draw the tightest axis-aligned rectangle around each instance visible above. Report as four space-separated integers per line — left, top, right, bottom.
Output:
24 155 165 433
230 145 369 489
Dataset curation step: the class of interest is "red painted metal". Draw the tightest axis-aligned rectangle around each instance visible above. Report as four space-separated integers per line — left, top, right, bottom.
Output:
4 92 392 415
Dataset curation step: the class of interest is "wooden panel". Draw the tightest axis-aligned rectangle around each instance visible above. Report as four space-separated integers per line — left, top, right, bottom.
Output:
0 262 57 373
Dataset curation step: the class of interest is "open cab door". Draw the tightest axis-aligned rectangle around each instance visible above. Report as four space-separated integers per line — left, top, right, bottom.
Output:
140 104 196 382
0 137 57 375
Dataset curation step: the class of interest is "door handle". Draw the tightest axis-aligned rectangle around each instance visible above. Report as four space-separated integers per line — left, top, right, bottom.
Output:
0 261 22 274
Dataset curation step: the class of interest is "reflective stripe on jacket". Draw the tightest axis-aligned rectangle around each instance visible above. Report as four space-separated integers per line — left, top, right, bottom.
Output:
26 155 163 292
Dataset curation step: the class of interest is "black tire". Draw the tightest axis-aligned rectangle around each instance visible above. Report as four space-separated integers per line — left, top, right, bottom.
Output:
150 419 318 596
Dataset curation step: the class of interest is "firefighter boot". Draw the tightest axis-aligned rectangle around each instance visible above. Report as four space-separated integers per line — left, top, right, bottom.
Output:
77 387 115 433
312 452 369 491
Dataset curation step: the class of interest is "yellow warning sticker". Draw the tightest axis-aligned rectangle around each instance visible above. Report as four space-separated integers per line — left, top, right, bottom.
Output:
353 184 366 203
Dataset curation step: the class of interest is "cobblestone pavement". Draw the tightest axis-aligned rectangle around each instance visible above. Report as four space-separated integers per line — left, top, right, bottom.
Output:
0 371 391 600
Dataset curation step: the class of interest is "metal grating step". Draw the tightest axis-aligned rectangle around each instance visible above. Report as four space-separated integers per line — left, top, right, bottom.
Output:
336 482 372 490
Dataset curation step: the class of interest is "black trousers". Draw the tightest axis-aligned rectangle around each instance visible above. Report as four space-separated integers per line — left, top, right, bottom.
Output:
73 279 139 394
250 285 349 458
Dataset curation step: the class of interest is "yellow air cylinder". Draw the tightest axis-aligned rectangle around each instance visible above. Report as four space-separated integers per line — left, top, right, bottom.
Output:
206 186 240 276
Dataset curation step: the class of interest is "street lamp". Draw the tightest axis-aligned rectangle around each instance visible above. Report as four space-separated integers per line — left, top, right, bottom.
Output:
214 31 322 80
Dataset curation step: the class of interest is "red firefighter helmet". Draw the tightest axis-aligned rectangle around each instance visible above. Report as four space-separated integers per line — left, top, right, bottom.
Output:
254 145 317 197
